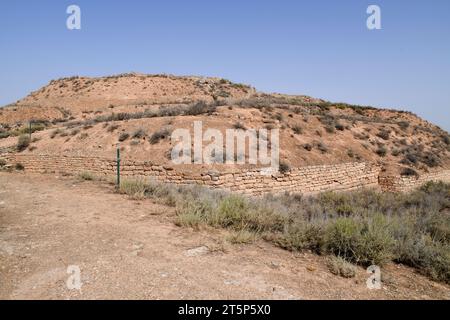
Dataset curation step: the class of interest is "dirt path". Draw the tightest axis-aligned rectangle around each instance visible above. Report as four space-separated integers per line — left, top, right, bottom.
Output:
0 172 449 300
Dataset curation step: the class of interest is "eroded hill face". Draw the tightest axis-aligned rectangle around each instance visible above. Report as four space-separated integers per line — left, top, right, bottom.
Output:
1 73 449 176
0 73 256 124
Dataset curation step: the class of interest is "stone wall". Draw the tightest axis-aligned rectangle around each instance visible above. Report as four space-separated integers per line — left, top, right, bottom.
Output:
1 153 381 195
2 153 449 194
379 170 450 192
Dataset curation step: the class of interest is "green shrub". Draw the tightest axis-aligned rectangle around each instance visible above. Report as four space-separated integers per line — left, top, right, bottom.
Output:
324 215 393 266
118 132 130 142
17 135 31 152
107 124 120 132
276 223 324 253
0 159 6 167
150 128 171 144
442 134 450 145
422 153 439 168
327 256 356 278
226 230 258 244
50 129 64 138
376 129 390 140
335 122 345 131
175 211 204 229
233 122 246 130
325 125 335 134
78 171 94 181
213 195 249 228
185 101 216 116
275 113 283 122
401 167 418 177
279 161 291 174
398 121 410 130
292 125 303 135
375 146 387 157
0 131 11 139
132 128 146 139
19 122 47 135
317 142 328 153
119 178 147 199
394 231 450 284
347 149 354 158
15 163 25 171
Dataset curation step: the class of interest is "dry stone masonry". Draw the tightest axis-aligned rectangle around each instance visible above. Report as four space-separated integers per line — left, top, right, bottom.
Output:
379 170 450 192
1 153 449 194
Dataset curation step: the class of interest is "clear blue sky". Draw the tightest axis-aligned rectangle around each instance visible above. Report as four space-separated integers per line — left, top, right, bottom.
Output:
1 0 449 131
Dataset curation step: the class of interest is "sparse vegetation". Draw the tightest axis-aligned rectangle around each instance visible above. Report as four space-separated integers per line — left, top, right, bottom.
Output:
279 161 291 174
376 146 387 157
150 128 171 144
50 129 64 139
78 171 95 181
398 121 410 131
15 163 25 171
317 142 328 153
107 124 120 132
275 113 283 122
376 129 391 141
442 134 450 145
226 230 258 244
347 149 354 158
78 133 89 140
401 167 418 177
119 178 147 200
0 130 11 139
233 122 246 130
400 145 440 168
117 179 450 283
132 128 146 139
17 135 31 152
292 125 303 135
325 125 335 134
327 256 356 278
334 122 345 131
118 132 130 142
185 101 216 116
353 132 369 140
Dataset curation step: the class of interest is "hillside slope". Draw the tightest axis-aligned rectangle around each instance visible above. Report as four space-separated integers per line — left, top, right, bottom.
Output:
1 73 449 176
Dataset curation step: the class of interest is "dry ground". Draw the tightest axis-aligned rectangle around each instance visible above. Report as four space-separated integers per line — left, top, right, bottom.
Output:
0 172 449 300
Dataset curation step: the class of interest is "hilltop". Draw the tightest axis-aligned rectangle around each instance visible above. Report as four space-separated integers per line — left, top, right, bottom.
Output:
0 73 449 176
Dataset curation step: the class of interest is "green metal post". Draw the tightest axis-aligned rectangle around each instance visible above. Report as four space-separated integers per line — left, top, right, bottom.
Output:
116 147 121 189
29 122 32 140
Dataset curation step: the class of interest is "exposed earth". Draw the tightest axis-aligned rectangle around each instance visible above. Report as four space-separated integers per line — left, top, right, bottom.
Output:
1 172 449 300
0 73 449 176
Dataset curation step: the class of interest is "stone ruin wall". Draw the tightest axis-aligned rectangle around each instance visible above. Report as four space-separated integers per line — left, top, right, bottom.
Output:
1 153 449 195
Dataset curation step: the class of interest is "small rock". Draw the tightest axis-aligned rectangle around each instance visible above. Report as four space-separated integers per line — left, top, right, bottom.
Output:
269 261 281 269
132 243 144 250
184 246 209 257
306 265 316 272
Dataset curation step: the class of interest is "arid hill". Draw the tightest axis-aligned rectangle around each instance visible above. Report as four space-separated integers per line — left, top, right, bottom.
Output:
0 73 449 176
